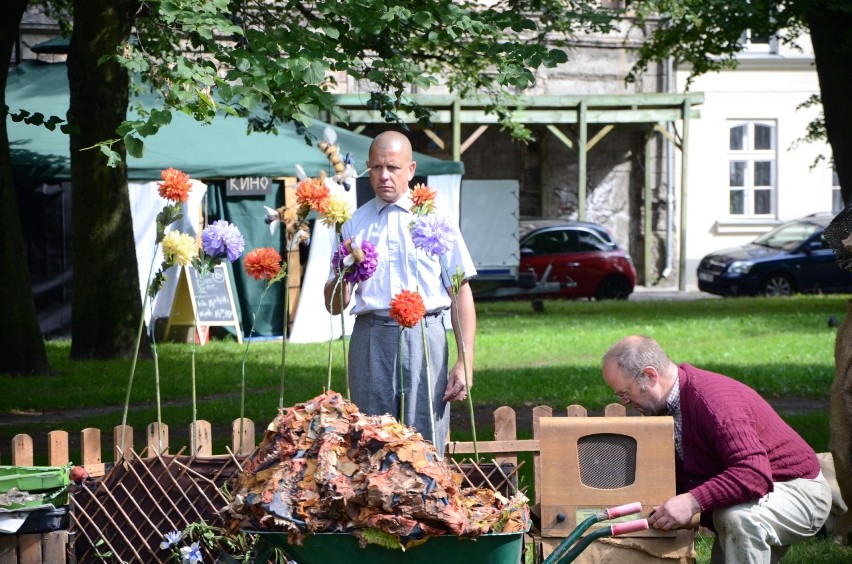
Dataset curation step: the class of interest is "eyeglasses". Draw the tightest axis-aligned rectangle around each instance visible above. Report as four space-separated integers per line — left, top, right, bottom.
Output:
614 369 645 402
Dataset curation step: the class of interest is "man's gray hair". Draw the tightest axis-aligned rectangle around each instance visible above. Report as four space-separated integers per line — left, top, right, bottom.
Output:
602 335 671 374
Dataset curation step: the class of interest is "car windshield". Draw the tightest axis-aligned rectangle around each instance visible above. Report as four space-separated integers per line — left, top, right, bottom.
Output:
753 221 823 251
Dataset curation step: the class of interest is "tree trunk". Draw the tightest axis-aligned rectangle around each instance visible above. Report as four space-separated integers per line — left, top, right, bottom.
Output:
808 6 852 541
807 7 852 205
832 301 852 545
0 0 51 375
67 0 144 359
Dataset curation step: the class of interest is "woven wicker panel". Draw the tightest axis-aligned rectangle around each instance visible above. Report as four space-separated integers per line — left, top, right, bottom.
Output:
68 451 242 563
449 458 524 499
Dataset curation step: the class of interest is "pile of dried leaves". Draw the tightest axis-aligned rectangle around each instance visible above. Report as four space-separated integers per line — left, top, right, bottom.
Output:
227 390 528 549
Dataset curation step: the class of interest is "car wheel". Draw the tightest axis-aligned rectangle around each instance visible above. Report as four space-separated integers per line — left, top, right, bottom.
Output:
761 273 794 297
596 275 632 300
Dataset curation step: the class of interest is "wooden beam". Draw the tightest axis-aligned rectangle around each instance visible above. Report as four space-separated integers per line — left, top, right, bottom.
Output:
344 107 702 125
460 125 488 154
578 100 588 221
335 92 705 109
447 439 540 454
546 124 574 150
452 99 461 161
586 124 614 151
422 128 445 150
679 99 692 291
644 132 654 287
653 122 682 148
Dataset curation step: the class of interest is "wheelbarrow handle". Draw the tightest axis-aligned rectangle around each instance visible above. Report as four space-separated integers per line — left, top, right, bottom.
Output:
542 502 643 564
551 519 649 564
606 501 642 520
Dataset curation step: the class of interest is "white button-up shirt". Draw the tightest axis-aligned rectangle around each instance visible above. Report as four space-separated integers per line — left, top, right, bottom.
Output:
333 193 477 316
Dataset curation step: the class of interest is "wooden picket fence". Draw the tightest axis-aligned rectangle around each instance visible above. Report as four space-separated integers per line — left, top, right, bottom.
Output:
6 418 258 476
2 419 259 564
1 404 691 564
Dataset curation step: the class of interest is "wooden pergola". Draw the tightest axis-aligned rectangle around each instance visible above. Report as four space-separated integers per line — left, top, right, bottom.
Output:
334 92 704 289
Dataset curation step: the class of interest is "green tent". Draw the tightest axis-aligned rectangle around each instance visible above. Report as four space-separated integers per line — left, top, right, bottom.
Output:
7 61 464 339
7 61 463 180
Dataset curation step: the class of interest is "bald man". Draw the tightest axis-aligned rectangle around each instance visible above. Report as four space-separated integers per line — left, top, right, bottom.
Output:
324 131 477 457
602 335 831 563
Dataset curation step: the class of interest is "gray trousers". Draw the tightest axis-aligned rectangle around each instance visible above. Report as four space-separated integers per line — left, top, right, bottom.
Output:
348 312 450 456
709 471 832 563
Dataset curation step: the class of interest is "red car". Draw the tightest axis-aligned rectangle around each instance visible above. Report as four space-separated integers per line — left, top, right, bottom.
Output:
518 221 637 300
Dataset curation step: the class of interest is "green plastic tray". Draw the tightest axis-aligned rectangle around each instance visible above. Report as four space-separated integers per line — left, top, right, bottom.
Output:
250 530 526 564
0 465 70 494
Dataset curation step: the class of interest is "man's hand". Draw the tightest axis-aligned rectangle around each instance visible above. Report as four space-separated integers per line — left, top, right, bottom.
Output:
648 493 701 530
442 362 469 402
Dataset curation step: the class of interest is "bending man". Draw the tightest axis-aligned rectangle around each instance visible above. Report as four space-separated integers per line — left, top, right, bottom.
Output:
602 335 831 563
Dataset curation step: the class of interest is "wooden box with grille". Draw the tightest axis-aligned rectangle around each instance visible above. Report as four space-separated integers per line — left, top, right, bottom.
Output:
539 416 676 538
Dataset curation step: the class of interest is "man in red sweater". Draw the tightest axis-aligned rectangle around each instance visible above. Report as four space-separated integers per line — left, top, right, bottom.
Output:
602 335 831 563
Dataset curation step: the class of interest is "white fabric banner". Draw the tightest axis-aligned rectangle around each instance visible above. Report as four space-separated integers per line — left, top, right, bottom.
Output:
128 179 208 332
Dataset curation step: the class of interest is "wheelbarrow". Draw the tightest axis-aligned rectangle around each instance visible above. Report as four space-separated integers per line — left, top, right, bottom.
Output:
542 501 649 564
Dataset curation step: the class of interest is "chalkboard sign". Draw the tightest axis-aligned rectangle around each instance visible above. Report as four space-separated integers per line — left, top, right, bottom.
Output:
164 264 242 343
188 265 238 323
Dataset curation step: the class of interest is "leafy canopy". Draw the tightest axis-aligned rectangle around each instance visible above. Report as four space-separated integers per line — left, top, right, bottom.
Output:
108 0 618 157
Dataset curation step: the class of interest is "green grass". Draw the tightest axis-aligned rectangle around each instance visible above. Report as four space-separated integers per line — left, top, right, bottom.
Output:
0 295 841 455
1 295 849 562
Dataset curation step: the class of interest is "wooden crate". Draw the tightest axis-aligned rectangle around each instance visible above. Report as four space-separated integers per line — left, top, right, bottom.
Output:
0 531 70 564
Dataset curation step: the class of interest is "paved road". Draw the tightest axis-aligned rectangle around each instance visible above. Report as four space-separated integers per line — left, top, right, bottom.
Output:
631 286 719 301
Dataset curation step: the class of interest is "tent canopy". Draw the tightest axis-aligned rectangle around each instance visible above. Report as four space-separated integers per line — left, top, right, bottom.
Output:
7 61 464 181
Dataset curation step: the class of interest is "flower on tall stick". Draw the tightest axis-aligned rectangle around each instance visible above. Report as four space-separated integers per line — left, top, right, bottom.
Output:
410 213 455 257
122 169 193 456
186 219 245 452
332 236 378 285
240 247 286 453
389 289 427 423
410 183 437 215
325 215 374 397
448 263 478 461
408 184 477 458
295 174 331 218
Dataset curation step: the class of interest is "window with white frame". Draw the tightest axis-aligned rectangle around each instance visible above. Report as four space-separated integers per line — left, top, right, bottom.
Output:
728 121 776 216
833 168 843 213
739 29 778 54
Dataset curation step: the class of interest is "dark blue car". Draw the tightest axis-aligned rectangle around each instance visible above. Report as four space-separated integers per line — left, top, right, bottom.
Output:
696 213 852 297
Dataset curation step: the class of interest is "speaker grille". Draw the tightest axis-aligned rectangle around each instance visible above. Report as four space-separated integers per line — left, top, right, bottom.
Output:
577 433 638 489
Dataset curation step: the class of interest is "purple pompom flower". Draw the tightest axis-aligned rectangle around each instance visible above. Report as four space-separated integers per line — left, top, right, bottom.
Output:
410 213 455 257
201 220 245 262
332 236 378 283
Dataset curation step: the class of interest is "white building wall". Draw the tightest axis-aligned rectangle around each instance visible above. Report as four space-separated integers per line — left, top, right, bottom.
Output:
676 48 835 288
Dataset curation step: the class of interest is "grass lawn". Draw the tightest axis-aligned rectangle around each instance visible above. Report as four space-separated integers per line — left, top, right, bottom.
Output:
1 294 850 562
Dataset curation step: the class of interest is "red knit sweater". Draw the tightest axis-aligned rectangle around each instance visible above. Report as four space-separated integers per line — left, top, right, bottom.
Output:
676 363 820 517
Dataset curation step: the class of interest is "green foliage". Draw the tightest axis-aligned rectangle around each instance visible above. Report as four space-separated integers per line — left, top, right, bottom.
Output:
103 0 618 147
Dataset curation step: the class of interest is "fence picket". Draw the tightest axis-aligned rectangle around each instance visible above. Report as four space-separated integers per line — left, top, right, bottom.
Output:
146 423 169 457
11 435 33 467
232 418 255 455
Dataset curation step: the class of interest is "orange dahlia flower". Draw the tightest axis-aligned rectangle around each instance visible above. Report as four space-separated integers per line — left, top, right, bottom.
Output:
410 183 436 214
158 168 193 203
389 290 426 328
244 247 283 281
295 177 330 214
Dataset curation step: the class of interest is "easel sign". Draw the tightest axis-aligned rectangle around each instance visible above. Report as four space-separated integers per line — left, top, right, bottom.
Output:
164 264 243 344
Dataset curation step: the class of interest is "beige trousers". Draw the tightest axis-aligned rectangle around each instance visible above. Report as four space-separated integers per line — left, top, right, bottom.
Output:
710 471 832 564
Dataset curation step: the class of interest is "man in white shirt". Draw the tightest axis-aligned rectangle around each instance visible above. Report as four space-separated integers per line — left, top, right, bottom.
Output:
323 131 476 456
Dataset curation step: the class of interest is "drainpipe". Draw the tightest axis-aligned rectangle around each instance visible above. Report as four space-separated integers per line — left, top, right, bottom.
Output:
662 56 675 278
